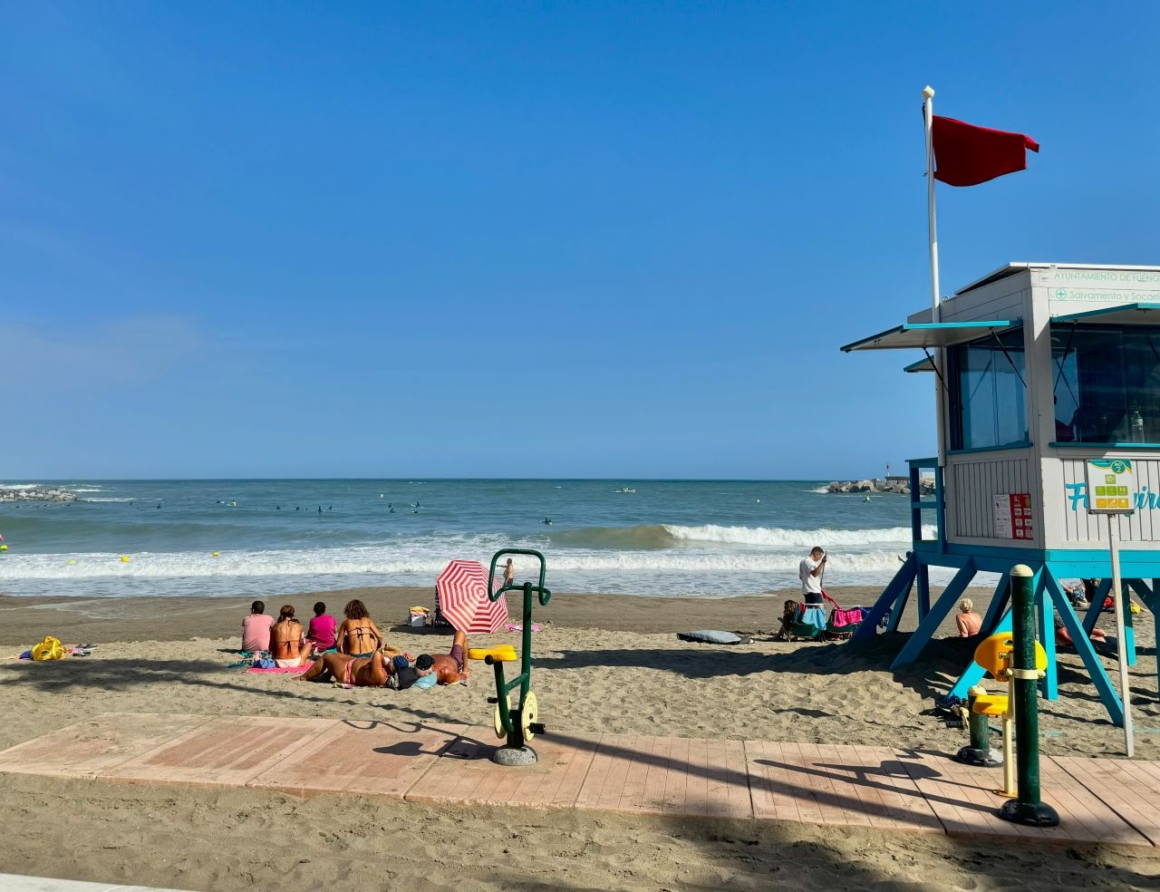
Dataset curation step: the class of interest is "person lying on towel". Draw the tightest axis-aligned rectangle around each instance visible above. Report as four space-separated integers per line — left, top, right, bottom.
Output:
296 631 470 689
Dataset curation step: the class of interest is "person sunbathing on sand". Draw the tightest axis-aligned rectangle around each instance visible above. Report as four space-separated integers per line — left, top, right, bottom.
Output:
426 630 471 684
297 631 471 689
955 599 983 638
298 649 392 686
270 604 311 667
1053 611 1108 649
335 599 384 657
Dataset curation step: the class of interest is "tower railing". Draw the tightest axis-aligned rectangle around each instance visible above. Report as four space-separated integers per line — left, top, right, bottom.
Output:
909 457 946 553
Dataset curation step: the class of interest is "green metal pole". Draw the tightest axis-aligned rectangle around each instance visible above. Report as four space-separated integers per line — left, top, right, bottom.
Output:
520 582 534 710
998 563 1060 827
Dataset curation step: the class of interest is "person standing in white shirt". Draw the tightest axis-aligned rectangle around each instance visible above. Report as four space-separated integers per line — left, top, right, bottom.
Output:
797 547 828 633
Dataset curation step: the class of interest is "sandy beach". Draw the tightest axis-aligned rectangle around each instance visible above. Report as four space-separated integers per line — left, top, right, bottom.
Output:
1 584 1158 890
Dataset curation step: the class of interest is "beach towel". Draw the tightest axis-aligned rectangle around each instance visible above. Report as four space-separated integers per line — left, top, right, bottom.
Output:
247 665 311 674
830 607 864 629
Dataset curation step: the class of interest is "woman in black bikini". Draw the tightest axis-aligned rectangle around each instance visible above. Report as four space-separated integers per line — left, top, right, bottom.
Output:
335 599 384 657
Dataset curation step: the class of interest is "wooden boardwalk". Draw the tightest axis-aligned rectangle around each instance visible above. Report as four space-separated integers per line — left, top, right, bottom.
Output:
1 713 1157 848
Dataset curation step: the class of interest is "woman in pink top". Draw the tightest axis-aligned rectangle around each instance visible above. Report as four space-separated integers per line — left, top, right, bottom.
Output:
242 600 275 652
306 601 337 651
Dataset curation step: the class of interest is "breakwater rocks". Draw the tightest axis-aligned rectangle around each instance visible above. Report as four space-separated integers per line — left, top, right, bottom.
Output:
827 478 935 496
0 486 77 503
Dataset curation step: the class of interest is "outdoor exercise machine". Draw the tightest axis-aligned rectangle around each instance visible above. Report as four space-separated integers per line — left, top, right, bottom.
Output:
953 566 1058 825
468 548 552 766
958 625 1048 798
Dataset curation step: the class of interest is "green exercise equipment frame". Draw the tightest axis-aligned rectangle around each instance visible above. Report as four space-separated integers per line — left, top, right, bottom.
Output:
486 548 552 754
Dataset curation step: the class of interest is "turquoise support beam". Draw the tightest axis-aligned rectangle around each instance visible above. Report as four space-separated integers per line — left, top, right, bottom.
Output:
1033 570 1058 700
891 561 976 669
1123 582 1137 667
982 573 1010 635
1042 566 1125 727
852 555 916 644
916 562 931 621
886 556 914 631
948 609 1012 701
1083 578 1112 636
1128 578 1156 612
1126 581 1157 685
886 584 904 631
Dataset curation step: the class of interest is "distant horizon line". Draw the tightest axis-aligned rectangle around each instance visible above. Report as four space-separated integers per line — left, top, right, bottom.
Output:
0 476 880 484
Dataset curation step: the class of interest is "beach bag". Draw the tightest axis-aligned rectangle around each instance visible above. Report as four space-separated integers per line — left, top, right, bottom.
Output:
31 636 67 661
408 606 429 628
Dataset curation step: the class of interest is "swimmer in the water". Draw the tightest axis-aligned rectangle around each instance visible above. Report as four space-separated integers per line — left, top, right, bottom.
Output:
543 517 552 525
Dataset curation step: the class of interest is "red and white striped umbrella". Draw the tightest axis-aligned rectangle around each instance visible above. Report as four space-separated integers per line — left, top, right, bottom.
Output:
436 560 508 634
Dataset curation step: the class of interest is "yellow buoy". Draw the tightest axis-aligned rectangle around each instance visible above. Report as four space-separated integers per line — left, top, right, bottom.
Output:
68 559 76 565
211 551 220 557
0 544 7 552
120 555 130 563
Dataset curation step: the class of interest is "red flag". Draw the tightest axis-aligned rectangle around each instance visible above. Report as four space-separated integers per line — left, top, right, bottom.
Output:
932 115 1039 187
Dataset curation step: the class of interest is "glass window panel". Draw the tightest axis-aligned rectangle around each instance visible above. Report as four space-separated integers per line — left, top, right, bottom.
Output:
950 330 1027 450
1052 326 1160 443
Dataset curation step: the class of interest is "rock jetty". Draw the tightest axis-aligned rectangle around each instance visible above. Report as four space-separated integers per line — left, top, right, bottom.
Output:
0 486 77 503
826 477 934 496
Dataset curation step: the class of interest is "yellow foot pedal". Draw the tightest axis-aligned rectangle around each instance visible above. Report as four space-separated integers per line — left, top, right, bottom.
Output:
469 645 518 662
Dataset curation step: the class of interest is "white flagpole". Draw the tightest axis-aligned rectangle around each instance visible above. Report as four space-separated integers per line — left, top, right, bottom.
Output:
923 85 947 469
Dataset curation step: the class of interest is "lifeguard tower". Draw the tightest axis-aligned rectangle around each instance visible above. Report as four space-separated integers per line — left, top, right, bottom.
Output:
842 262 1160 725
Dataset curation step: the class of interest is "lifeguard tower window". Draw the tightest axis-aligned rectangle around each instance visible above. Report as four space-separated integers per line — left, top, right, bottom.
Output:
948 331 1028 451
1052 326 1160 443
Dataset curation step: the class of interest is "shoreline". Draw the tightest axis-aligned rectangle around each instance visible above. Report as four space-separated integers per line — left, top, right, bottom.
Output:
0 583 1000 646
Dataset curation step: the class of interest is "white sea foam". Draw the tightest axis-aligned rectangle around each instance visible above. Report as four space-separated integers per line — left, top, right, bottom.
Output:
662 523 930 548
83 497 135 503
0 541 933 585
0 483 41 491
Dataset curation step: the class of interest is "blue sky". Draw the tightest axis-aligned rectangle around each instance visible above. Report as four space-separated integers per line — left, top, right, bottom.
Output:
2 2 1157 479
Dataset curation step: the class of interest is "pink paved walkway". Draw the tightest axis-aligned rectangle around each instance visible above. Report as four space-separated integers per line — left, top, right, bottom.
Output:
0 713 1156 848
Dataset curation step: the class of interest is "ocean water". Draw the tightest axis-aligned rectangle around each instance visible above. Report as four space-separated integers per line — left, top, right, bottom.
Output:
0 479 942 600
